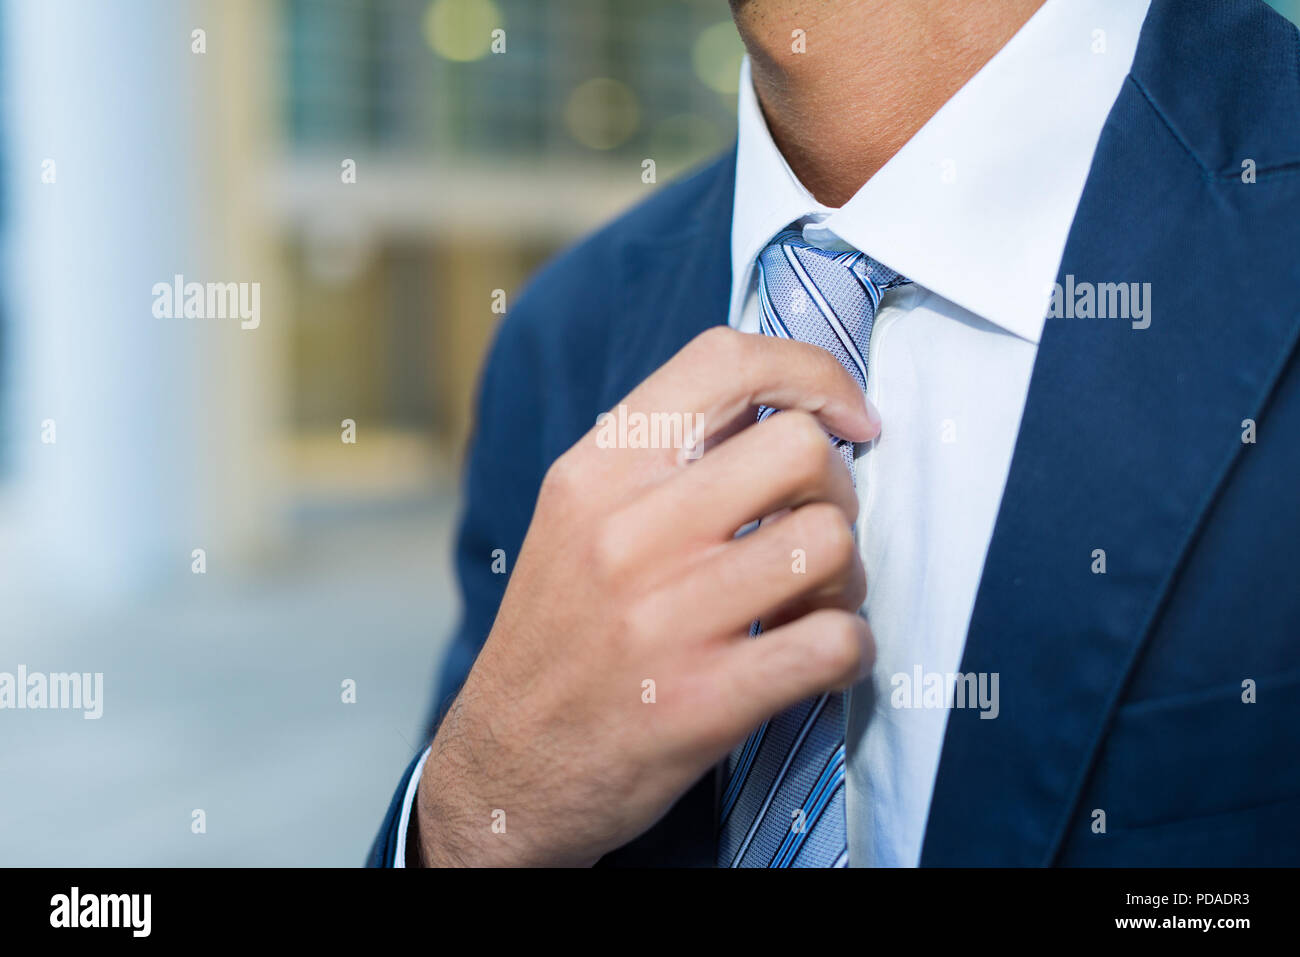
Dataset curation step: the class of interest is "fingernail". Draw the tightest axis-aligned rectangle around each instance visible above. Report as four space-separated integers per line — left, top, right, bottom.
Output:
856 614 875 681
858 654 873 682
864 398 881 431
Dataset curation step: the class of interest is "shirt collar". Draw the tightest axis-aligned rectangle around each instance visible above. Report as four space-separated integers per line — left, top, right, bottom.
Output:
729 0 1152 344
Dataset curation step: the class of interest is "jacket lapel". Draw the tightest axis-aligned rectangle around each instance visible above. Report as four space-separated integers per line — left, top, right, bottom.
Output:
921 0 1300 864
602 150 736 406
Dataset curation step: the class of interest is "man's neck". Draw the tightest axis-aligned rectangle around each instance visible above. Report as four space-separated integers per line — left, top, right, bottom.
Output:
732 0 1047 207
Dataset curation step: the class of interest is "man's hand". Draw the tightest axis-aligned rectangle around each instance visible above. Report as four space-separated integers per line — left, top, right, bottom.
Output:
416 327 878 867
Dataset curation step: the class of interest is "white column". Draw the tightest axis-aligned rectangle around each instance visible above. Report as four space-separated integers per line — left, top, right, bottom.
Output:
3 0 284 600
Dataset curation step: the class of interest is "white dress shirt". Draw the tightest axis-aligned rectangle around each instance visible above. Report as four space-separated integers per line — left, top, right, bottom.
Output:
731 0 1150 866
395 0 1152 866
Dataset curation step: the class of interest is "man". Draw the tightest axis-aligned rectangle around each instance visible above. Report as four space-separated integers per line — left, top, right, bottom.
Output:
371 0 1300 867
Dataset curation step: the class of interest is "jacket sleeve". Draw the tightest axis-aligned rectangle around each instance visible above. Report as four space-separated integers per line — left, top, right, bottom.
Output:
367 300 551 867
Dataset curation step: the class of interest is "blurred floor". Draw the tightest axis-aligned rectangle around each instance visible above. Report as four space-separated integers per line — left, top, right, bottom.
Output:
0 493 456 866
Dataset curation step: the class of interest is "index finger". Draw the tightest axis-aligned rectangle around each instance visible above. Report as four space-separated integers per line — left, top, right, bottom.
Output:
623 326 879 459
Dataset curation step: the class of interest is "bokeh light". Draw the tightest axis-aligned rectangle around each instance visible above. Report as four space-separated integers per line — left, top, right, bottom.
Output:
424 0 503 63
564 78 641 150
693 20 746 95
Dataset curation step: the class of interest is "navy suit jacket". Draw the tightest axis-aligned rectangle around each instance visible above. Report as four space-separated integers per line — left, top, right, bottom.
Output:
371 0 1300 867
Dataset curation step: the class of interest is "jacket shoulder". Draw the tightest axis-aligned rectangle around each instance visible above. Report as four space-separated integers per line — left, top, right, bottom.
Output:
508 148 734 342
1133 0 1300 174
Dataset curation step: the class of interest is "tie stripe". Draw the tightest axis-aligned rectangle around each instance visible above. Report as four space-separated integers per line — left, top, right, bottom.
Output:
770 744 847 867
756 271 792 341
718 228 909 868
725 693 832 867
717 717 768 825
778 245 870 387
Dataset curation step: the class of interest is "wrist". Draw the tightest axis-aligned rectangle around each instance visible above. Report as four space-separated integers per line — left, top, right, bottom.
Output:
415 698 540 867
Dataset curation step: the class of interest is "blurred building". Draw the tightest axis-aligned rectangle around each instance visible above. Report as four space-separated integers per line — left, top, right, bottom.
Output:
0 0 743 579
273 0 741 502
0 0 742 865
0 0 1296 866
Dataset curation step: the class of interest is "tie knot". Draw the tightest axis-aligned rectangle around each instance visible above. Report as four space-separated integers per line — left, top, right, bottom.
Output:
756 229 908 392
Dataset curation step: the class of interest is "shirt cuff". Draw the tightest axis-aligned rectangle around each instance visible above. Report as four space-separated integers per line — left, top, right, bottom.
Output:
393 745 432 868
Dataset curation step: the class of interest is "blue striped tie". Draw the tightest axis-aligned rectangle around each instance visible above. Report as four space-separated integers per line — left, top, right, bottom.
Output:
717 229 909 868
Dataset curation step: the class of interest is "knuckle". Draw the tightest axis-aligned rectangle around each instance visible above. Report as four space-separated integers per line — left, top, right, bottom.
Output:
776 413 832 476
590 513 635 582
809 612 866 681
621 594 663 648
796 502 854 567
540 451 582 503
690 325 740 362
